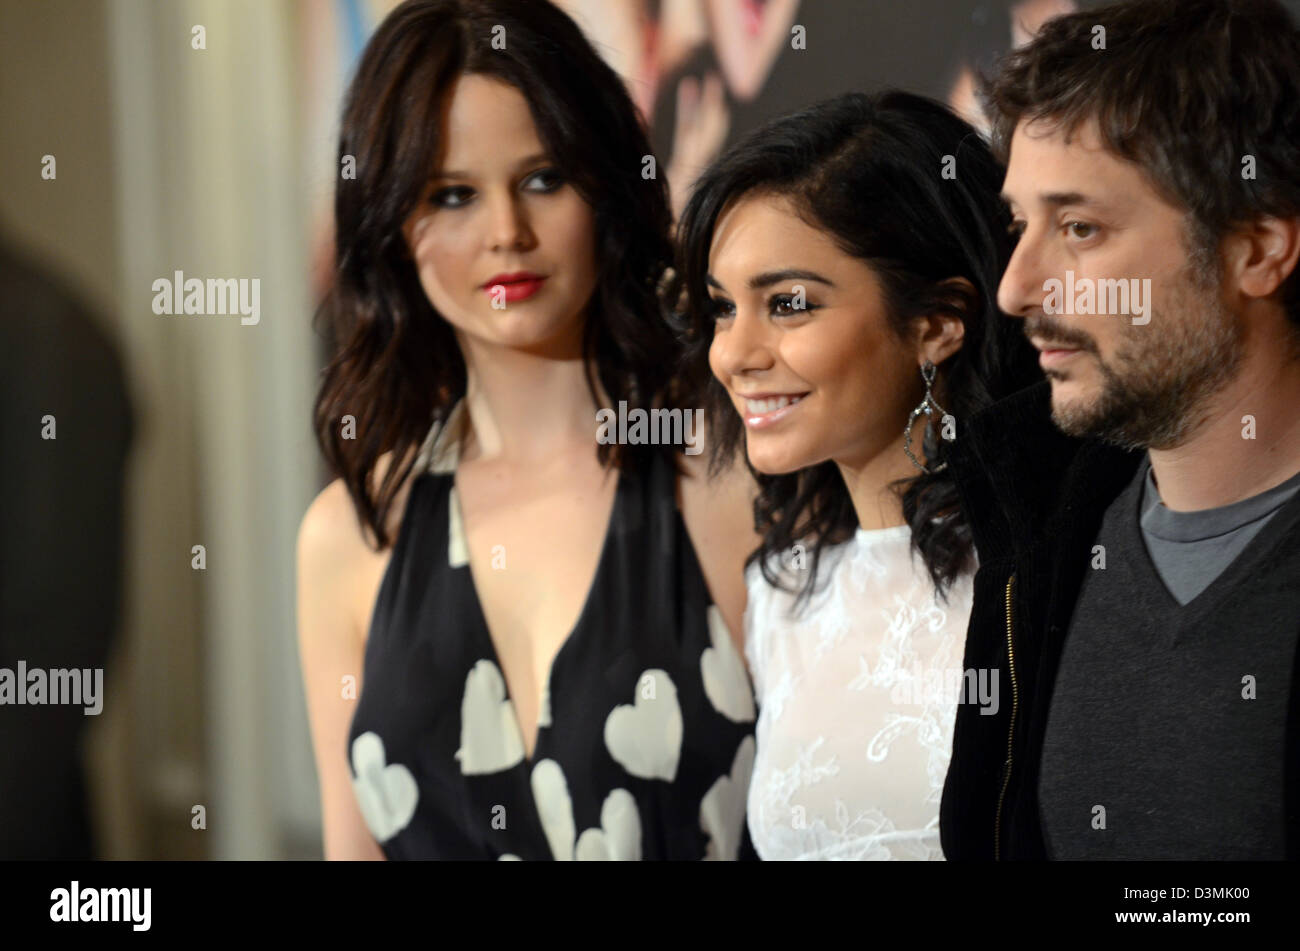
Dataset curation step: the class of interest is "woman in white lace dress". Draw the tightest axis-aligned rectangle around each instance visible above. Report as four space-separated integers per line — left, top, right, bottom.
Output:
671 91 1039 859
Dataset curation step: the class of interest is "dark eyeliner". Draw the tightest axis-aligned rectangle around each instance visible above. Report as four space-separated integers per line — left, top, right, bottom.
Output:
769 293 819 317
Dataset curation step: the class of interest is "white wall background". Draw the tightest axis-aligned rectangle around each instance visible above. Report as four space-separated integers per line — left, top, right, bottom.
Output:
106 0 323 858
2 0 327 859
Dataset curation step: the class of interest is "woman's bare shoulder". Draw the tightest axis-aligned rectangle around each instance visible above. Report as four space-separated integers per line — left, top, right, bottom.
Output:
298 450 420 634
303 450 420 549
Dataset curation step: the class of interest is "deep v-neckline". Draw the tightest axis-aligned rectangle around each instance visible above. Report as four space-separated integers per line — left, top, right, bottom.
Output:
451 466 625 766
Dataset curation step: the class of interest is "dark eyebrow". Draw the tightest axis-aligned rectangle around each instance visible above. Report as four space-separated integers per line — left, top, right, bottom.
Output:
706 268 836 291
430 152 551 181
751 268 835 289
1001 190 1099 210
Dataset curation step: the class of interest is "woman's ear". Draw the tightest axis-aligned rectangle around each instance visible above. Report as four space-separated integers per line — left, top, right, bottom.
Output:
913 276 972 366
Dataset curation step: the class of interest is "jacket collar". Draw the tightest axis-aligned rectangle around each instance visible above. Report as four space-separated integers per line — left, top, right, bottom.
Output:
949 380 1142 559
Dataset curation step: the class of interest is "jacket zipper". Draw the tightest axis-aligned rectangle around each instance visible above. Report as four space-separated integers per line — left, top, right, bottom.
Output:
993 572 1019 859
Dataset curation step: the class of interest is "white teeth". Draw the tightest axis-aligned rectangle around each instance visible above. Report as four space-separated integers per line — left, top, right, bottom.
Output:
745 394 803 415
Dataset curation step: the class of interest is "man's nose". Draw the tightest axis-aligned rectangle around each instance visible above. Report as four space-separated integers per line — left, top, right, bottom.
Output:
998 226 1050 320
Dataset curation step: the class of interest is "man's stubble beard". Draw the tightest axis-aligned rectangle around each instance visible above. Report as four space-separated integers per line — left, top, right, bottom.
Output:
1047 264 1244 451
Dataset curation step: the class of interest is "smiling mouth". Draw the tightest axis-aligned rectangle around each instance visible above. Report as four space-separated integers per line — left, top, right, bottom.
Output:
744 394 805 414
739 392 808 429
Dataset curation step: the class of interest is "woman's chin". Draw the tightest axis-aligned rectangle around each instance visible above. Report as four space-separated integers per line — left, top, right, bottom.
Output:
745 443 811 477
463 313 583 356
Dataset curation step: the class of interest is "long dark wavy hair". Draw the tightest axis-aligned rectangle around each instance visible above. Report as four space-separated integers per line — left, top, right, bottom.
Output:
312 0 678 549
674 90 1040 605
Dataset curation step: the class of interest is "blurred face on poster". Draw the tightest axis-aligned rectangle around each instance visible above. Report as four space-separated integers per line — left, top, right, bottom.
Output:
703 0 800 101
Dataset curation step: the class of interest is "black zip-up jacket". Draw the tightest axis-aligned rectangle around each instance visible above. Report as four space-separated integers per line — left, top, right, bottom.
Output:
938 380 1300 859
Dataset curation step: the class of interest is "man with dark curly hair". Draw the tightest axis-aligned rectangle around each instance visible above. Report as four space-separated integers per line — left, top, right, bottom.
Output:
941 0 1300 860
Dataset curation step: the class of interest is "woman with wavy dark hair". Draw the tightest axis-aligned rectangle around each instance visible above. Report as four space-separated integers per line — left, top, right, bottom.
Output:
674 89 1039 859
296 0 758 861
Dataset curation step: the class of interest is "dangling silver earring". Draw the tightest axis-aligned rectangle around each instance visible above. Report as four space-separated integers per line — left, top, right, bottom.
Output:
904 360 949 474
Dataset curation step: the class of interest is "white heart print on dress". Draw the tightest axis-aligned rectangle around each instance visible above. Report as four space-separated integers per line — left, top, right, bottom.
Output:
604 668 683 782
530 759 576 860
575 789 642 860
530 758 643 861
700 605 756 723
350 731 418 843
699 734 756 861
455 659 526 775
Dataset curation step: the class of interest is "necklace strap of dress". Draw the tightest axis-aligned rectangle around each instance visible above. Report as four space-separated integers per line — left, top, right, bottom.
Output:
413 399 469 475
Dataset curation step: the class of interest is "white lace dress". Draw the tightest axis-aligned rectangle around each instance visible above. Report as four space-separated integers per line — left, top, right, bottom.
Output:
744 525 975 860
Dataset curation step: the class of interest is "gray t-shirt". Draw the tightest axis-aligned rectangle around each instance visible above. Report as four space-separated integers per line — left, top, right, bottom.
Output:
1038 459 1300 859
1140 460 1300 604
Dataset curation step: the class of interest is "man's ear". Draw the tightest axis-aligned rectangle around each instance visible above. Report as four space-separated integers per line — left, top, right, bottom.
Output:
1225 215 1300 302
913 276 972 366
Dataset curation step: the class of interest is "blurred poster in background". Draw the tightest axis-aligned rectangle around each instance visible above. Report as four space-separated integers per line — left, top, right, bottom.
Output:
559 0 1079 219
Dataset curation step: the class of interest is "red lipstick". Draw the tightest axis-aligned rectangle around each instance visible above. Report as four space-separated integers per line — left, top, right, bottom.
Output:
482 271 547 303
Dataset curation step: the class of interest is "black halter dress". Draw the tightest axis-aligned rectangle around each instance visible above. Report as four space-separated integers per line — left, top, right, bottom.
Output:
347 402 758 860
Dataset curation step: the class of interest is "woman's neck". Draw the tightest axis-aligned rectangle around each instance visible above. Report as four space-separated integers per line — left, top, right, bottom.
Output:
458 337 605 465
835 431 917 532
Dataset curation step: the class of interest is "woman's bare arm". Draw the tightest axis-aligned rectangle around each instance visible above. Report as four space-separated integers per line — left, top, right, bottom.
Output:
296 479 386 861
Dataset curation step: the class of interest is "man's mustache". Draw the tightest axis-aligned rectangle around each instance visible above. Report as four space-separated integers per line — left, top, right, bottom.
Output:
1023 314 1098 353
